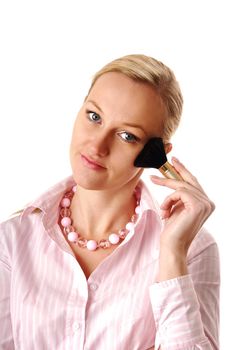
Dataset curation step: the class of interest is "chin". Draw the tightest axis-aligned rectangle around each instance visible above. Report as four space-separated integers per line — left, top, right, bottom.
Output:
71 171 110 191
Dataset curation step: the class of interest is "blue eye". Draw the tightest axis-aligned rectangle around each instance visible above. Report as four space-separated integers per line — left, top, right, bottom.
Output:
88 111 101 123
118 132 138 143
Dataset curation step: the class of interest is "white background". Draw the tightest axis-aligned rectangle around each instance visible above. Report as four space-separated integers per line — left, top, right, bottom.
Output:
0 0 233 348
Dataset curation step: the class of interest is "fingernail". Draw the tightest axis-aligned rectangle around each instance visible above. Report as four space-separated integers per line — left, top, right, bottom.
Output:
172 156 180 163
150 175 160 180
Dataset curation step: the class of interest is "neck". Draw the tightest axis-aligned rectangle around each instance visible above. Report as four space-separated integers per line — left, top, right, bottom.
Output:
70 182 140 241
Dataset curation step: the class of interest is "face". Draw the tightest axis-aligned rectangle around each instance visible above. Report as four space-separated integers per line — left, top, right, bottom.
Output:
69 72 167 191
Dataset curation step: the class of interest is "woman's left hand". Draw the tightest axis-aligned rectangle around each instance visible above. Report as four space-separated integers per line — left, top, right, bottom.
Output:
150 157 215 257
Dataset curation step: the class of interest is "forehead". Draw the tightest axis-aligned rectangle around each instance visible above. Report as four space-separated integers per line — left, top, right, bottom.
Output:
87 72 166 136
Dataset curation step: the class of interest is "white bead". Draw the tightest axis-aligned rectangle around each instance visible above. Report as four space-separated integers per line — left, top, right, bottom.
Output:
108 233 120 245
135 205 141 214
68 231 78 242
61 217 72 227
61 198 71 208
87 240 98 251
126 222 134 231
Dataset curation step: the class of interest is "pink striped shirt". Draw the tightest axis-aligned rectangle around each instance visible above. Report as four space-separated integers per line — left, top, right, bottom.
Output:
0 176 220 349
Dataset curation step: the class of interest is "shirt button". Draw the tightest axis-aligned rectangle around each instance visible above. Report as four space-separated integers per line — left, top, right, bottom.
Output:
89 283 98 291
72 322 81 332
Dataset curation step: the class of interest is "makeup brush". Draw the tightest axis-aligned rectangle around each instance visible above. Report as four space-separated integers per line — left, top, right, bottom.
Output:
134 137 183 180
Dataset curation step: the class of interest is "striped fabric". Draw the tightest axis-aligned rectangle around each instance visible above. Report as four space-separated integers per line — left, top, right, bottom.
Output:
0 176 220 349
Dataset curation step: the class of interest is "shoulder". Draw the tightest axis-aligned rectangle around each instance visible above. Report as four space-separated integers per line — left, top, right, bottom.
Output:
0 208 42 245
0 211 22 235
0 208 43 266
0 213 22 264
187 226 219 262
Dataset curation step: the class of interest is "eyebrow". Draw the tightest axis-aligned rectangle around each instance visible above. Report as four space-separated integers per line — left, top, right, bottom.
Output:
86 100 104 113
86 99 147 134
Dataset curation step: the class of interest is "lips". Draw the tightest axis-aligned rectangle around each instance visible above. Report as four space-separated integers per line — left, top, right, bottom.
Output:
81 154 106 169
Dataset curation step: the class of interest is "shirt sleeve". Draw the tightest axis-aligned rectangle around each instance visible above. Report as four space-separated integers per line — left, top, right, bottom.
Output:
149 241 220 349
0 223 15 349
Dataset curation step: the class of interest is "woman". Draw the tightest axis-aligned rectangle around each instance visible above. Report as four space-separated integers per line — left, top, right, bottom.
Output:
0 54 220 349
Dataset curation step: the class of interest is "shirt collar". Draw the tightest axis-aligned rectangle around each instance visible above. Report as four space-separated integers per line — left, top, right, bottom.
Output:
20 175 75 223
20 175 161 224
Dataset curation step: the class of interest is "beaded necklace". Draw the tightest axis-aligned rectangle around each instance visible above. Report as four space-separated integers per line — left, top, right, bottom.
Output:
59 185 141 251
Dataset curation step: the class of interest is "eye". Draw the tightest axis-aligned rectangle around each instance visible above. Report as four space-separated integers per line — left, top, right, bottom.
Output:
87 111 101 123
118 131 139 143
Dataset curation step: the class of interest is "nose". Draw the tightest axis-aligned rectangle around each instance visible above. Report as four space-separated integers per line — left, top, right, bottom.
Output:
89 131 110 157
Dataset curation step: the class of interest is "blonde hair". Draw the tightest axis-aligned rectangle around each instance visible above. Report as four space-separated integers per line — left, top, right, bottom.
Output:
87 54 183 143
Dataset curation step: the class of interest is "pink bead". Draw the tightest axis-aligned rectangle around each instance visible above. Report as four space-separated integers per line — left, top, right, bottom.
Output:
131 214 138 223
126 222 134 231
72 185 77 193
64 190 73 199
108 233 120 245
118 228 128 239
98 239 111 249
87 240 98 251
61 198 71 208
135 205 141 214
60 208 71 218
63 225 75 235
77 237 87 248
68 231 78 242
61 217 72 227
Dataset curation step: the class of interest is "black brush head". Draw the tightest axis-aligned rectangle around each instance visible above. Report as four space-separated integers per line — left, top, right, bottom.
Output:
134 137 167 169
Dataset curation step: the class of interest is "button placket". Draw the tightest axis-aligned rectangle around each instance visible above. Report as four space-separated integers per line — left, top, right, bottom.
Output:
89 283 98 291
72 321 81 332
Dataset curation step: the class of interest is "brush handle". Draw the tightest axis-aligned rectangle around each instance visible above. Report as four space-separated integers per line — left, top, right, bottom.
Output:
159 161 183 181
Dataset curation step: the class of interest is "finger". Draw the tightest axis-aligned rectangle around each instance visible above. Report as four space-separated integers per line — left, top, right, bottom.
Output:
160 187 214 217
171 157 205 193
150 175 208 201
160 199 183 219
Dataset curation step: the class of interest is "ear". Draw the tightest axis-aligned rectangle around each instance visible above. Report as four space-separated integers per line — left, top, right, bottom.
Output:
164 142 172 154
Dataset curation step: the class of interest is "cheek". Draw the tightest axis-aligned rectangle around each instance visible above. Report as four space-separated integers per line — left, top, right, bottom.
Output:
117 163 143 185
113 147 140 172
70 120 86 148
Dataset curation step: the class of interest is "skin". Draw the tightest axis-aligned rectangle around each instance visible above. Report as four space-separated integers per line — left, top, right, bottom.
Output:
151 159 215 281
69 72 168 241
69 71 215 283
